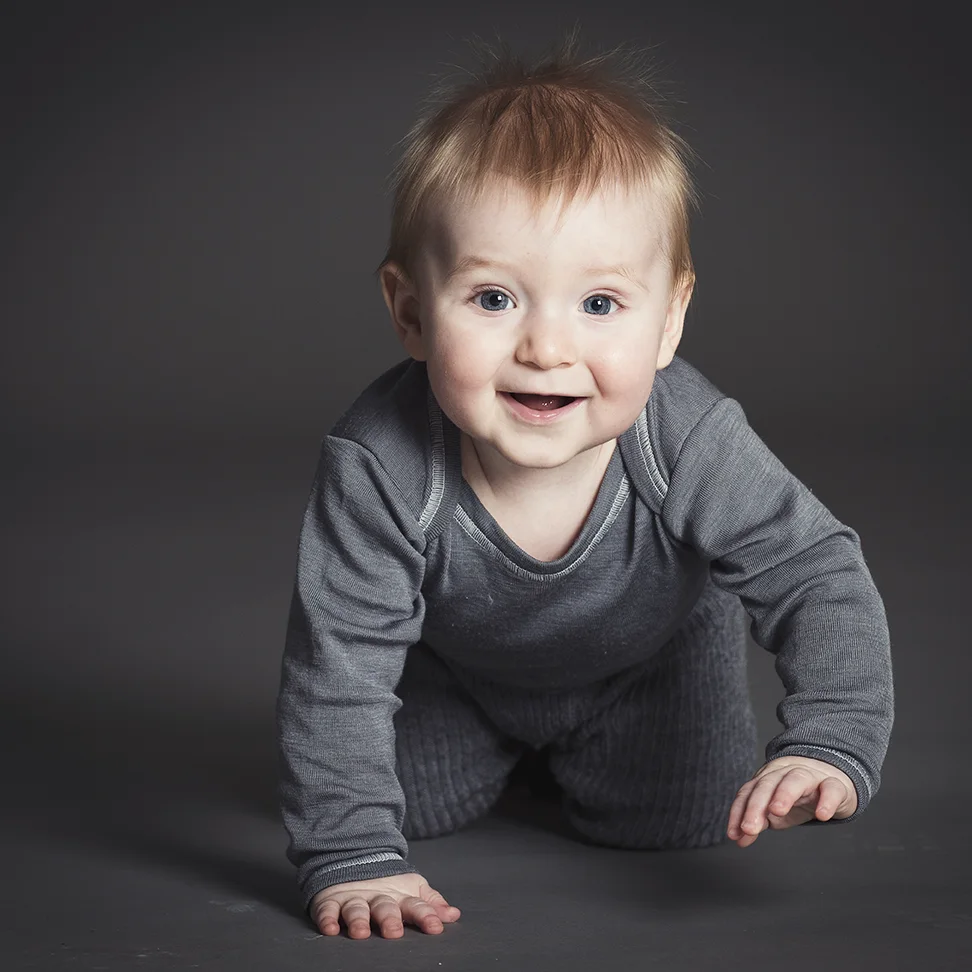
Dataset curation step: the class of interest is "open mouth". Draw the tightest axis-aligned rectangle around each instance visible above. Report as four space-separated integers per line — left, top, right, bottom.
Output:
507 393 577 411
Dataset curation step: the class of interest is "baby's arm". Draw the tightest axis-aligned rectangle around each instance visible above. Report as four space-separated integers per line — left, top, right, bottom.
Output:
276 434 431 918
661 397 894 824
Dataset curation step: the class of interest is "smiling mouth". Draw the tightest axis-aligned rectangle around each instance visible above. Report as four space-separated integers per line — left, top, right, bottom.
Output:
507 392 578 411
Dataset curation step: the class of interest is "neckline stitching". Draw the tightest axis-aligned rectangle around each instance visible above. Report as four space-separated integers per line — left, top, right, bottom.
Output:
454 475 631 581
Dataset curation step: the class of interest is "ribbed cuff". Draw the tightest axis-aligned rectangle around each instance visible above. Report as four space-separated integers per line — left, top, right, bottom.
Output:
764 744 873 825
301 853 419 916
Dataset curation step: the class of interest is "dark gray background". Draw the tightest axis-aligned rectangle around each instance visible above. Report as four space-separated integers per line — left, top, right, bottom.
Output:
2 2 969 970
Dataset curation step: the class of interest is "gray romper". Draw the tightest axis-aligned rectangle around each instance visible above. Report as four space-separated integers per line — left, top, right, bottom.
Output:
276 355 894 913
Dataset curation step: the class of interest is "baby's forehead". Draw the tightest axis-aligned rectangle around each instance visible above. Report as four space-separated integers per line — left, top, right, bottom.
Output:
437 178 660 223
422 182 670 278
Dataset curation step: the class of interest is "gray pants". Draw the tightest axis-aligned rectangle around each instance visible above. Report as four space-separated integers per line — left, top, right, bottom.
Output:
393 577 759 850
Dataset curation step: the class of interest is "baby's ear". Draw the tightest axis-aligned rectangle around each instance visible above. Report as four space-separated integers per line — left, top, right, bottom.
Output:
656 273 693 369
380 262 427 361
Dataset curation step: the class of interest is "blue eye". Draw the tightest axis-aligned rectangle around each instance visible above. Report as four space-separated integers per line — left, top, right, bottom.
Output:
583 295 615 316
476 290 510 311
469 288 623 315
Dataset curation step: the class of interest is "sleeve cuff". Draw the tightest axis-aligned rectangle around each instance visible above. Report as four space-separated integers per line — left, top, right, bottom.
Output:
301 853 419 917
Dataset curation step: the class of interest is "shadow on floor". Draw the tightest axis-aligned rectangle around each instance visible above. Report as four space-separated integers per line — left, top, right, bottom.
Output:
2 688 585 926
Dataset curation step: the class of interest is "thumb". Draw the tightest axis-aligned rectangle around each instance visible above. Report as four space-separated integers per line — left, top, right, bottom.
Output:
422 885 461 920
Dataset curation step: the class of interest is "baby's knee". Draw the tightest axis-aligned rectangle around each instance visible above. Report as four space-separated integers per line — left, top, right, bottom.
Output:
400 778 507 840
402 811 460 841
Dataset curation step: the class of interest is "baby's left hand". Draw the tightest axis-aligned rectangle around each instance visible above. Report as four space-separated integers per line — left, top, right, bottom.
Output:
727 756 859 847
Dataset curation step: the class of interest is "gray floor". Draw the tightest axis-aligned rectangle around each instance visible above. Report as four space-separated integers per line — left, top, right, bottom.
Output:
2 434 969 970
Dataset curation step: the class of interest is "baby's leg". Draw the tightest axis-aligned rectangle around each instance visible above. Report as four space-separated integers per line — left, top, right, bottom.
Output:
394 640 526 840
548 579 759 850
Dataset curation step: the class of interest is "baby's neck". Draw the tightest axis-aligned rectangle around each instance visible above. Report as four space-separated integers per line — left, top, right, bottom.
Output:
460 433 616 506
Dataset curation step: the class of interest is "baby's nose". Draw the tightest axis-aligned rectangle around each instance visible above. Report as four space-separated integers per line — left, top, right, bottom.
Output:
515 316 577 368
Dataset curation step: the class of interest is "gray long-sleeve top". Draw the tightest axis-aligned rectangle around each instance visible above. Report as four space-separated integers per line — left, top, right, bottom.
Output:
276 355 894 912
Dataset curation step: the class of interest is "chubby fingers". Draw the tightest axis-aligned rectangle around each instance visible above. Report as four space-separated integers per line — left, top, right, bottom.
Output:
341 896 377 939
368 889 462 937
317 895 447 939
399 895 447 935
727 779 770 846
422 886 462 924
809 776 847 822
314 896 343 936
727 770 803 845
368 894 407 938
315 895 373 938
313 885 461 940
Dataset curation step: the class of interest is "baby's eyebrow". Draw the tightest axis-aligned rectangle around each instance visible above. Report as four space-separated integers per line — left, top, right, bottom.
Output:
582 263 643 285
445 255 645 287
445 255 508 281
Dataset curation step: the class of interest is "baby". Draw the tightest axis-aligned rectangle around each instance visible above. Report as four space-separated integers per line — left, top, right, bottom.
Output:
276 32 894 941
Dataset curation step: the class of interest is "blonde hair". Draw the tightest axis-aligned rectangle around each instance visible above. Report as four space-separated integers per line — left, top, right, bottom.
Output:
375 26 700 298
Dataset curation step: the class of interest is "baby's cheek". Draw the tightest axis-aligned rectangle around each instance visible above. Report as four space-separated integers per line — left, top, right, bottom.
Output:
425 356 491 428
432 335 497 390
591 346 657 399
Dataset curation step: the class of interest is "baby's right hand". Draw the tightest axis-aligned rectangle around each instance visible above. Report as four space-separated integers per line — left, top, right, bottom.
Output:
310 872 461 939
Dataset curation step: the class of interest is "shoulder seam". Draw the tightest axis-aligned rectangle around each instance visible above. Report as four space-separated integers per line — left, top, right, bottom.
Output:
663 395 733 496
419 387 446 533
635 405 668 501
630 387 732 515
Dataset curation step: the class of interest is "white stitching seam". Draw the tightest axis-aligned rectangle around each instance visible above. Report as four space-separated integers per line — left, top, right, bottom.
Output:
319 852 404 875
419 393 445 531
635 408 668 501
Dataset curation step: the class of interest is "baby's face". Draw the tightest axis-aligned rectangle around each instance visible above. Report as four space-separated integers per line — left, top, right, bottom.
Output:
393 179 690 473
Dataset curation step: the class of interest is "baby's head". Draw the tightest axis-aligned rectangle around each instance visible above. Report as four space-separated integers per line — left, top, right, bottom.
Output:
377 31 699 475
